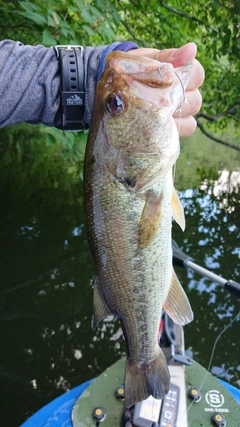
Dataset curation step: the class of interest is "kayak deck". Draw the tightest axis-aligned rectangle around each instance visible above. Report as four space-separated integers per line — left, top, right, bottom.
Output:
72 357 240 427
20 317 240 427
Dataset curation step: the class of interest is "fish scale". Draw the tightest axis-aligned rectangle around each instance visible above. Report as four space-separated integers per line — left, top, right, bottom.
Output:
84 51 193 407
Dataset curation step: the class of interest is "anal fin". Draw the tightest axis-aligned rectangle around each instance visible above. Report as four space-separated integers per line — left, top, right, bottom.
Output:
172 186 185 231
92 276 112 330
163 269 193 325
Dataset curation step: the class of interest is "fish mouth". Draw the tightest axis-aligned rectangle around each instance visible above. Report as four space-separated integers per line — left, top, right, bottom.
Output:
107 51 192 88
106 52 192 112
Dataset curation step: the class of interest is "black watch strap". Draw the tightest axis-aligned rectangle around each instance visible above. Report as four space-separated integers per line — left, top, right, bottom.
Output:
54 45 88 132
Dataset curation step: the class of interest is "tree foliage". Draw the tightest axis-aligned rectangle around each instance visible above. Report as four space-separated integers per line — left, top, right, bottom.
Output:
0 0 240 149
0 0 120 45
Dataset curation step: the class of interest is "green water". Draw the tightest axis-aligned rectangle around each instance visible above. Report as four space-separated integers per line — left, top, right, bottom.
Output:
0 126 239 426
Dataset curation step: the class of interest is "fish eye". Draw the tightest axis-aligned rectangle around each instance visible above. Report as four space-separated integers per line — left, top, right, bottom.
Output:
105 93 126 116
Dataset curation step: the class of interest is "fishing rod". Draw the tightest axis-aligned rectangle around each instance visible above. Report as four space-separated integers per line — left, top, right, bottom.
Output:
172 240 240 299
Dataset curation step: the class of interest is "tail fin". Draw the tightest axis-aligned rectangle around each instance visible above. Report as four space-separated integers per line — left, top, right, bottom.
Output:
124 348 170 408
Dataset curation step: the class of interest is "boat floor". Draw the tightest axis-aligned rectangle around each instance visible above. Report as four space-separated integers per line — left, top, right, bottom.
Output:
72 357 240 427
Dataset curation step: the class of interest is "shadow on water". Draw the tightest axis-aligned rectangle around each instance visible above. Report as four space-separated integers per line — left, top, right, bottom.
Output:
0 126 239 426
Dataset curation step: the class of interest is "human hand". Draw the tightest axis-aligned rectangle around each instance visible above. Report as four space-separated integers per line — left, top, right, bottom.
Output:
130 43 204 137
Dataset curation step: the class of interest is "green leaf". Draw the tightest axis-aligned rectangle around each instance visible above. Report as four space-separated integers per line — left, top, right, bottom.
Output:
46 133 57 146
80 8 95 24
47 14 56 28
20 11 47 26
19 1 34 12
61 27 70 37
88 5 102 19
82 24 95 36
42 29 56 46
101 25 115 40
59 34 68 45
94 0 104 9
106 3 121 22
19 1 40 13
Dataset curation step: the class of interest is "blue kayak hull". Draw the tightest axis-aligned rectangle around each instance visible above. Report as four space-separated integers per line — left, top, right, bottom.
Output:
20 380 93 427
217 378 240 405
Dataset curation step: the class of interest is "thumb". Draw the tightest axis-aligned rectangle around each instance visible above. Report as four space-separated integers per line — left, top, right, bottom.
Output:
134 43 197 67
157 42 197 67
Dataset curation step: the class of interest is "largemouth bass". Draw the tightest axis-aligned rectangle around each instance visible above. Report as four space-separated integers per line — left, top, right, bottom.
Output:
84 51 193 408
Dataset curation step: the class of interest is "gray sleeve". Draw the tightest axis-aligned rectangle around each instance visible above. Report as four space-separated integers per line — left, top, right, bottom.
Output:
0 40 61 128
0 40 102 129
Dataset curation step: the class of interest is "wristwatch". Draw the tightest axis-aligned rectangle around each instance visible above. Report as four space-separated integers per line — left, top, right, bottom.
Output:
54 45 88 131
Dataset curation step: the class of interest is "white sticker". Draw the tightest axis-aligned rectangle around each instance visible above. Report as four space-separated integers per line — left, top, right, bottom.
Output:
205 390 225 408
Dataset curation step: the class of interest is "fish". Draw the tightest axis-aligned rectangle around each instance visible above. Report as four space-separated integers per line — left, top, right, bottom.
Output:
84 51 193 408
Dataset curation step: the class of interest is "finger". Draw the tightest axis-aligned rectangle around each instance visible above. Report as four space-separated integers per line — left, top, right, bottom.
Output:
174 116 197 137
173 89 202 118
160 46 205 90
152 42 197 67
134 43 197 67
184 59 205 90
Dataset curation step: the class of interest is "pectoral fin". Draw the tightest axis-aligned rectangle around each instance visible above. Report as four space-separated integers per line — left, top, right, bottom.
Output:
92 276 112 330
172 187 185 231
163 269 193 325
138 190 163 248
